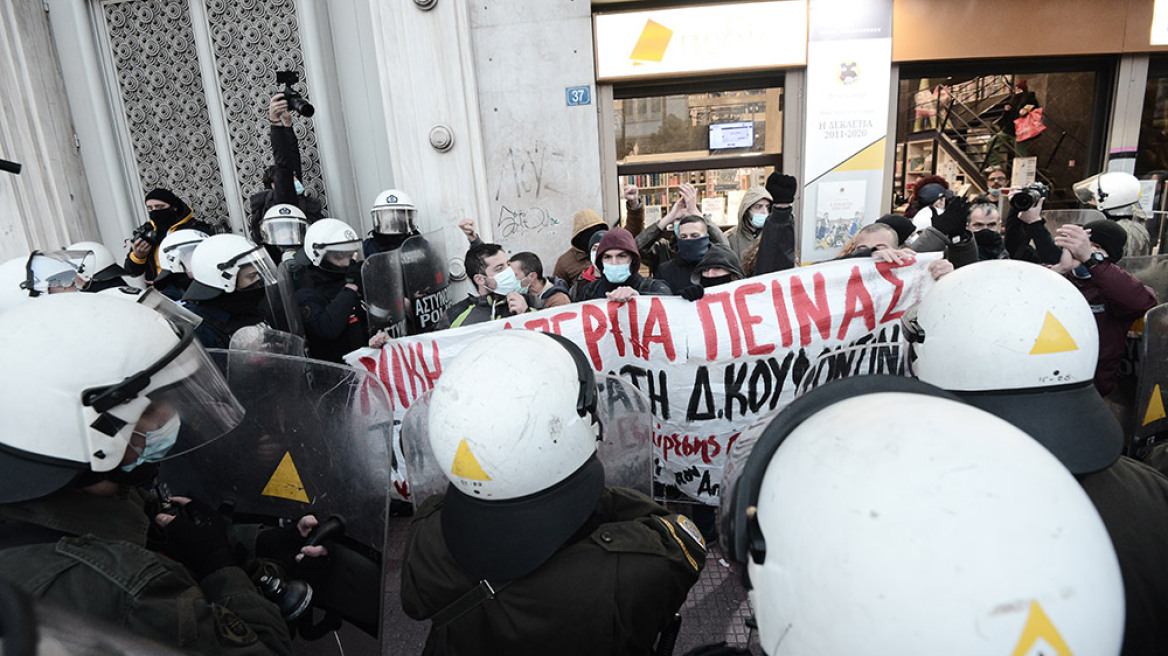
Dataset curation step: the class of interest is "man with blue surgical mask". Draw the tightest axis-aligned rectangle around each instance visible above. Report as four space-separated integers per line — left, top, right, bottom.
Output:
441 243 535 329
656 215 710 298
578 227 671 303
730 173 799 276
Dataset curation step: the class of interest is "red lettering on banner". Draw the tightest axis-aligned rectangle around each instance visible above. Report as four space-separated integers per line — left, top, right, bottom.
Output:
524 318 551 332
770 280 794 348
734 282 774 356
838 266 877 339
791 272 831 346
582 304 608 371
414 341 442 389
605 301 628 358
875 261 909 322
641 298 676 361
390 344 410 409
549 311 578 335
653 431 724 464
695 292 741 360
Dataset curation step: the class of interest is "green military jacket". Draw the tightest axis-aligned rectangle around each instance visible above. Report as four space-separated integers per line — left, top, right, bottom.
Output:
401 487 707 656
0 487 291 655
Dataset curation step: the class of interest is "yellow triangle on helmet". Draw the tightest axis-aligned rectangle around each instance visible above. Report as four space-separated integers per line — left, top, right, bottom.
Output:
1029 312 1078 355
1144 384 1167 426
451 439 492 481
1009 600 1073 656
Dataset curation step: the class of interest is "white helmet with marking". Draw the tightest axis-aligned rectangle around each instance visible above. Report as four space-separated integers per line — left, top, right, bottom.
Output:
1073 171 1142 216
303 218 361 268
370 188 417 235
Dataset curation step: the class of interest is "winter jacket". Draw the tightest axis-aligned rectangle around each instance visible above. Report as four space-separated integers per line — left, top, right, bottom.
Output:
124 214 214 281
1068 261 1157 396
753 207 797 276
1004 208 1061 264
724 187 772 260
536 276 572 309
554 209 608 285
291 263 368 364
439 292 535 330
246 125 325 243
634 216 728 277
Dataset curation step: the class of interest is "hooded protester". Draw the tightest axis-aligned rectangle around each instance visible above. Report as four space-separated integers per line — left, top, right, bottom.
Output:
751 173 799 276
726 173 798 262
675 244 746 302
875 213 916 247
124 189 213 281
570 230 607 302
577 228 671 302
554 209 608 286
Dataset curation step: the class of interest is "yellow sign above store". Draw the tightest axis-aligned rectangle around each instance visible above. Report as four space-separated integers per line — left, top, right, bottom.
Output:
594 1 808 81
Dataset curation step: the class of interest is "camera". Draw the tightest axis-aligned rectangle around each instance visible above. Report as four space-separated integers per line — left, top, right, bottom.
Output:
132 223 161 247
1010 182 1050 212
276 71 315 118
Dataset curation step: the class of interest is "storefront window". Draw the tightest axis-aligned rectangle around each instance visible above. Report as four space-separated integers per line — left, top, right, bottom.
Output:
893 59 1110 211
614 80 783 227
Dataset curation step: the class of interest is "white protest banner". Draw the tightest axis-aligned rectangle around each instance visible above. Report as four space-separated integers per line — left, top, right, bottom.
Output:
347 255 938 505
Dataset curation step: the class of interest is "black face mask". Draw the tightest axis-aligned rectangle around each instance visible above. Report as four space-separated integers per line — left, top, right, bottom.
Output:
213 285 267 315
148 207 180 228
974 229 1003 249
373 233 410 251
699 273 734 288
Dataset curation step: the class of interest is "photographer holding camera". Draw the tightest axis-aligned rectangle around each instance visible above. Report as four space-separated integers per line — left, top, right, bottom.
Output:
1003 182 1062 264
247 72 323 245
124 188 213 282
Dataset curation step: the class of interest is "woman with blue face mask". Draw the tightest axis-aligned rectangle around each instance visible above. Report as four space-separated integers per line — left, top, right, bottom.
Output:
577 227 672 303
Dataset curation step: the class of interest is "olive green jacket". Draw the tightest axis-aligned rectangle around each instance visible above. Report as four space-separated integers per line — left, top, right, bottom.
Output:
0 488 291 655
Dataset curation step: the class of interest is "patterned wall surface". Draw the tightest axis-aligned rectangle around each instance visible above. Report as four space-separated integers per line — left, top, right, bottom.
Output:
202 0 327 216
98 0 326 231
101 0 229 226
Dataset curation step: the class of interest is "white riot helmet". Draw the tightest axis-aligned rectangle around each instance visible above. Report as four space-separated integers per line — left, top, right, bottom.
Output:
0 294 244 503
260 204 308 247
904 260 1121 473
98 285 203 332
1074 171 1142 216
158 229 210 275
182 234 278 302
304 218 361 268
721 376 1124 656
425 330 602 580
370 188 417 235
0 251 84 312
67 241 126 284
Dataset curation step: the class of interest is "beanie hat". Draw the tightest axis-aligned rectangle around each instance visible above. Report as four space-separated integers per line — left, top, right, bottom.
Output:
1084 220 1127 263
593 227 641 276
588 230 607 253
876 214 916 246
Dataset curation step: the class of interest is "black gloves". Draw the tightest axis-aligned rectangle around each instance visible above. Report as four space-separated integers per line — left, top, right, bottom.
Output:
680 285 705 301
159 499 237 579
766 172 798 205
933 196 970 239
255 522 311 571
345 260 363 292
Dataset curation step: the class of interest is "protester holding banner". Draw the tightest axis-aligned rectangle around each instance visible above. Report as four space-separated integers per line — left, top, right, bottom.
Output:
440 242 535 329
291 218 369 363
907 260 1168 656
578 227 672 302
633 183 728 277
401 331 704 656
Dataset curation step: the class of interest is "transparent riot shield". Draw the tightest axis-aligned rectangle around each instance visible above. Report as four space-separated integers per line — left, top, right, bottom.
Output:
1115 254 1168 280
157 351 393 649
272 259 306 338
361 251 408 339
1135 304 1168 456
795 339 909 398
229 324 307 357
1041 209 1106 232
400 375 654 511
400 230 452 334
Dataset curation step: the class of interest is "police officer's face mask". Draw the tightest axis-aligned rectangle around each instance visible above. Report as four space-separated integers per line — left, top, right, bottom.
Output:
121 414 181 472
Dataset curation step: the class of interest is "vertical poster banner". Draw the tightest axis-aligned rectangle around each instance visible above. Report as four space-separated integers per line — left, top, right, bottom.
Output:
801 0 894 262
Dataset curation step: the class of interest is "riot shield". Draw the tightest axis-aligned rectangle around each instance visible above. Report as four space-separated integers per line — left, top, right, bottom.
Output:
1041 209 1106 232
795 339 908 398
401 375 654 511
272 259 306 338
157 351 393 649
1135 304 1168 455
229 324 307 357
1115 254 1168 280
400 230 452 334
361 251 408 339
